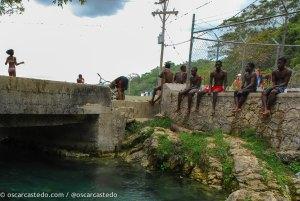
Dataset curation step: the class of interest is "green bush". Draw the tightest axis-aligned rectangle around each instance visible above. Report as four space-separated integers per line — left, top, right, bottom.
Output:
156 135 174 159
143 117 172 128
179 132 208 166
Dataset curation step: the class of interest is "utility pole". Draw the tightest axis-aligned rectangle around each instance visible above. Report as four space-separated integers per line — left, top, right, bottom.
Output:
152 0 178 71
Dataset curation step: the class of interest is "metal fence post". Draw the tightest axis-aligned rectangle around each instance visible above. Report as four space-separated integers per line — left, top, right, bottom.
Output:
272 38 280 68
216 40 220 61
187 14 196 88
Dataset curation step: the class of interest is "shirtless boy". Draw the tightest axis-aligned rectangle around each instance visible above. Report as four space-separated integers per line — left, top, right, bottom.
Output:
195 60 227 115
232 62 257 113
261 57 292 116
176 67 202 114
150 62 174 105
110 76 129 100
174 65 187 84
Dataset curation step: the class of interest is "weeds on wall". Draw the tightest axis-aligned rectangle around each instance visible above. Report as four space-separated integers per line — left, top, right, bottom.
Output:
240 129 294 194
125 117 173 135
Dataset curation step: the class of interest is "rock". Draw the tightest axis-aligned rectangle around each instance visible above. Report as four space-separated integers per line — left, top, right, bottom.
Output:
296 172 300 179
167 155 184 171
154 113 164 118
170 123 192 133
190 166 206 182
122 126 154 149
277 151 300 163
227 136 289 198
124 150 145 163
225 189 288 201
182 162 194 175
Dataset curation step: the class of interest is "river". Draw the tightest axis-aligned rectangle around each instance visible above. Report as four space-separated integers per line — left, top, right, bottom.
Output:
0 145 225 201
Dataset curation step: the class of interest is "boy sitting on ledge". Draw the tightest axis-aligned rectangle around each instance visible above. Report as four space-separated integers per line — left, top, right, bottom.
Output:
232 62 257 113
261 57 292 116
195 60 227 116
176 67 202 114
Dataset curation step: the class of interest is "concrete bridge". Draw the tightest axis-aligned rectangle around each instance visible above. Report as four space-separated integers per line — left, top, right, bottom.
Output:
0 75 125 152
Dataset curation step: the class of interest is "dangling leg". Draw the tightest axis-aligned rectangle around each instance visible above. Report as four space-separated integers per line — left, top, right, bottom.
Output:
211 92 218 116
195 91 206 111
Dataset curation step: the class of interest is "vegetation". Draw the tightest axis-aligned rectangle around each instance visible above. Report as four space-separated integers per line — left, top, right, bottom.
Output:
155 127 238 192
125 117 299 198
215 0 300 85
211 131 238 192
156 135 174 159
0 0 86 15
125 117 173 135
289 161 300 174
240 129 294 193
179 132 208 166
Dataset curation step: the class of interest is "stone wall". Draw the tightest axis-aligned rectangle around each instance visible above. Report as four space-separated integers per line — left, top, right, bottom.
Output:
161 84 300 160
0 76 111 114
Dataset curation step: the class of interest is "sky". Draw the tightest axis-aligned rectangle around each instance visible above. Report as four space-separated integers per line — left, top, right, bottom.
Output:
0 0 249 84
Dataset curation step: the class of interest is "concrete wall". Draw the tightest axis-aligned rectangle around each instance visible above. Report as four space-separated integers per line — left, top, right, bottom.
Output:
112 100 160 121
161 84 300 161
0 76 111 114
0 76 125 153
0 111 126 153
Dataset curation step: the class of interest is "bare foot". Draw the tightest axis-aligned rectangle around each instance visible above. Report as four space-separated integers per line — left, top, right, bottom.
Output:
149 100 154 106
232 108 238 113
259 108 265 114
235 108 242 113
262 110 270 117
194 108 199 112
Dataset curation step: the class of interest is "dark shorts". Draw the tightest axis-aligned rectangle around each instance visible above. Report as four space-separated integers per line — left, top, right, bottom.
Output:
234 88 255 97
154 86 162 91
180 88 199 96
264 86 286 95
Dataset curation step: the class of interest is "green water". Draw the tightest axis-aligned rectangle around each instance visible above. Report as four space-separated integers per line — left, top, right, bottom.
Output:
0 146 225 201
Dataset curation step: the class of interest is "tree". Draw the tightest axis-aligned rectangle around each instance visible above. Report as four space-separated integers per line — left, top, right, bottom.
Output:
0 0 86 15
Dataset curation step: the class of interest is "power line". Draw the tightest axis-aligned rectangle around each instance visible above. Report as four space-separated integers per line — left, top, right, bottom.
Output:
194 10 300 33
165 39 190 47
165 31 185 63
167 1 212 24
194 36 300 47
194 0 261 30
233 0 260 17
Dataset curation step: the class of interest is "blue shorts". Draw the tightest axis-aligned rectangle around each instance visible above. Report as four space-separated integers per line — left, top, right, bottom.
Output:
264 86 286 95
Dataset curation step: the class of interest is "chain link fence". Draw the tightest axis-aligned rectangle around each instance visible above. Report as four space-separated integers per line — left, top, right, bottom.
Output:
190 14 300 89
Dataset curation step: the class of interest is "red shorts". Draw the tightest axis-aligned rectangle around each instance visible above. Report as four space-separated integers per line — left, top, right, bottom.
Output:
204 85 224 93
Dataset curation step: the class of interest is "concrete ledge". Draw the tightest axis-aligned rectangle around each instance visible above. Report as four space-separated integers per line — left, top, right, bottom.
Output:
0 76 111 114
167 83 300 98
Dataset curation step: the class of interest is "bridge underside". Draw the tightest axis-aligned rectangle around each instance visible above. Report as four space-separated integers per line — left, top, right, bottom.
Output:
0 76 126 153
0 114 101 152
